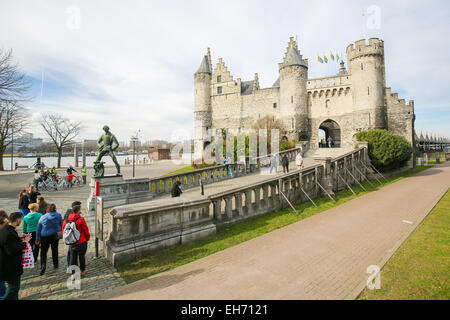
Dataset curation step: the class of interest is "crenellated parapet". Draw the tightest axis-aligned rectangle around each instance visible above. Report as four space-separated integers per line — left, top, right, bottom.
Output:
385 87 414 111
346 38 384 62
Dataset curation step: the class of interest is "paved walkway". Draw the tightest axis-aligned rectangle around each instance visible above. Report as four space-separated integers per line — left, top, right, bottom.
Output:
99 162 450 300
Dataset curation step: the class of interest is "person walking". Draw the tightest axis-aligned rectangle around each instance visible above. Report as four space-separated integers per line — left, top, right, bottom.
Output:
81 167 87 185
64 201 81 268
22 204 42 263
18 189 30 217
63 205 90 278
296 152 304 170
327 136 333 148
37 197 49 215
281 154 289 174
28 186 40 204
35 204 62 275
0 212 32 300
0 210 9 298
171 181 183 198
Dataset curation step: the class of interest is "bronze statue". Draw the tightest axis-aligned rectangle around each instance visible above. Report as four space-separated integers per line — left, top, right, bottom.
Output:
94 125 121 177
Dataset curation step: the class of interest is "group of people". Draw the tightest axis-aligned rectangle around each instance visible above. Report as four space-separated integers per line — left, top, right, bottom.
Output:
270 152 304 174
0 201 91 300
33 165 88 191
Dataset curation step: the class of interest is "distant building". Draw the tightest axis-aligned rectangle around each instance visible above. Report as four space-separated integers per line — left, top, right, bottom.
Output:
148 147 171 160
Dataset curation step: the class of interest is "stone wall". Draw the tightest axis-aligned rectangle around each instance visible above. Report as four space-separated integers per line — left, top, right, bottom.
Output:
104 147 369 267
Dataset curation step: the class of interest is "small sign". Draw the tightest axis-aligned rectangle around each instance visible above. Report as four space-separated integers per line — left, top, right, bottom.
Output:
96 197 103 240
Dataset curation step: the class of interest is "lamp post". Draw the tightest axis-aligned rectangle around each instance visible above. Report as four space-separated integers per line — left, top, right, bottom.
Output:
11 127 13 171
131 130 141 178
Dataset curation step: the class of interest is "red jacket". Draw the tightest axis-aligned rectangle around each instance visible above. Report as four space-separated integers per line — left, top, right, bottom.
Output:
62 213 90 245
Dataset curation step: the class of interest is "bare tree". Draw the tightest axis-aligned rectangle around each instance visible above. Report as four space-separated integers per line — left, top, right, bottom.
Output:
252 115 286 153
40 114 82 168
0 101 27 170
0 48 31 104
0 49 30 170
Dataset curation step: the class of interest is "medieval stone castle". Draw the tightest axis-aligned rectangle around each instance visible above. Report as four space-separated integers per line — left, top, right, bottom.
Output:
193 37 415 156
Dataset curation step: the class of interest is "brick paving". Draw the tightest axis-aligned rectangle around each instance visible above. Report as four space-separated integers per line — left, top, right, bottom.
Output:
98 162 450 300
0 197 126 300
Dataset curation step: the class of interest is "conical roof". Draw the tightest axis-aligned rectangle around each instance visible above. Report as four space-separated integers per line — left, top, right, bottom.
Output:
279 37 307 70
272 77 280 87
196 55 211 74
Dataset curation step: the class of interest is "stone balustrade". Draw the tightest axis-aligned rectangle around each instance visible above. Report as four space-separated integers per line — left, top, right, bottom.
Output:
104 147 369 267
87 148 302 214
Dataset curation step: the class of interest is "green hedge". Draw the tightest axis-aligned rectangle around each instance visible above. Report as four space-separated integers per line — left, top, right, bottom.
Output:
356 129 412 172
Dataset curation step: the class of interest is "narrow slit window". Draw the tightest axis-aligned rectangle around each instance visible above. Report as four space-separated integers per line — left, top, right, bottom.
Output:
273 103 277 109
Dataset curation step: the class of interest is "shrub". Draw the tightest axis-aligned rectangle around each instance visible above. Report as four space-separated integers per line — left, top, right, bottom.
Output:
356 129 412 172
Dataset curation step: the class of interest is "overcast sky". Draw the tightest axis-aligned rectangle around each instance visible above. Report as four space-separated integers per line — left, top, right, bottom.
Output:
1 0 449 143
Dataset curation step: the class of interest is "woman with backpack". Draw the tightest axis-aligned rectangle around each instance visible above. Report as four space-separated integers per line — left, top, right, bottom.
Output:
35 204 62 275
62 204 90 278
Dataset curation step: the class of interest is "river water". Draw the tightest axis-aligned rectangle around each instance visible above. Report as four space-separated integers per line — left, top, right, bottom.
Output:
2 155 150 171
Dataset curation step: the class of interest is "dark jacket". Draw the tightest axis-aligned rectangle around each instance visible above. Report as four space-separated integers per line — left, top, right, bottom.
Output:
29 190 41 204
281 156 289 166
64 208 72 222
62 213 90 245
0 225 26 281
171 185 182 198
18 194 30 210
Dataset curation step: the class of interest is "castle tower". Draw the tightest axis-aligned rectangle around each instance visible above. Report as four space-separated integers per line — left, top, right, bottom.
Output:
346 38 386 129
194 51 212 159
278 37 309 141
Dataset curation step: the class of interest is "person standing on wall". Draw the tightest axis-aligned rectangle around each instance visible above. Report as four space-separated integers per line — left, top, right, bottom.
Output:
0 212 32 300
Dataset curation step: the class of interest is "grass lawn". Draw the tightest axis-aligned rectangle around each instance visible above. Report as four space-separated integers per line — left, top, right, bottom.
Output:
118 165 436 284
358 188 450 300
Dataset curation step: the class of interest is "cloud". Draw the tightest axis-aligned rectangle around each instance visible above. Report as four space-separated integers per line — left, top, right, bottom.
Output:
1 0 449 142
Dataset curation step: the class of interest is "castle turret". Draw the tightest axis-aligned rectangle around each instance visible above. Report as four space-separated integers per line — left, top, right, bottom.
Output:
194 51 212 159
278 37 309 141
346 38 386 129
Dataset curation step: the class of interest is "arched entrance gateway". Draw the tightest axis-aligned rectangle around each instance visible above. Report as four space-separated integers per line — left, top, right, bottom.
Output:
318 119 341 148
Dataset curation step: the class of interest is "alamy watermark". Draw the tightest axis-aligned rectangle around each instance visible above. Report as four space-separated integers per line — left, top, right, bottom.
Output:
365 5 381 30
67 265 81 290
66 5 81 30
366 265 381 290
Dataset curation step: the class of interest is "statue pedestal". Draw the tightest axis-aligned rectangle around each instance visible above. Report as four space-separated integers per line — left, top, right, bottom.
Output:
87 175 127 215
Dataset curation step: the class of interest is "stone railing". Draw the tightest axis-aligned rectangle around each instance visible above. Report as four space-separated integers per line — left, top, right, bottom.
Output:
104 147 369 267
87 147 302 213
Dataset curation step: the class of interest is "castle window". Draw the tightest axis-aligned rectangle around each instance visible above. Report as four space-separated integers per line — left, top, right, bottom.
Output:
292 118 294 129
368 87 370 95
291 96 294 103
361 63 364 70
217 86 222 94
273 103 277 109
217 75 222 83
